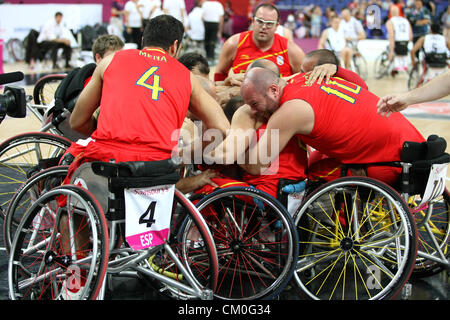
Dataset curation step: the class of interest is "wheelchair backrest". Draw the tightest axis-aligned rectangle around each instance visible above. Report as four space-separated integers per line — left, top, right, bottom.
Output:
53 63 96 114
401 135 450 196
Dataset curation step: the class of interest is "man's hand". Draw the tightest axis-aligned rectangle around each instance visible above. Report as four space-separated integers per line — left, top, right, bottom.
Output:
306 63 337 85
377 94 408 117
195 169 219 188
224 73 245 87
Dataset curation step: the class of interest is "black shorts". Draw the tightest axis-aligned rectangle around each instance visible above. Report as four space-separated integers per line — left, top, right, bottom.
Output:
394 41 409 56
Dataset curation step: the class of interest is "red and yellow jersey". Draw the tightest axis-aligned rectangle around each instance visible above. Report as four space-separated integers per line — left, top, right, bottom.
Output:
281 73 425 164
92 48 192 160
232 30 292 77
242 123 307 197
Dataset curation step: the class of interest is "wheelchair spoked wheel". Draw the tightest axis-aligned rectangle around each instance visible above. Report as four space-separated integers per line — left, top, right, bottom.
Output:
0 132 71 221
373 51 391 79
33 73 67 108
137 189 219 300
293 177 417 300
7 38 25 62
352 53 368 80
8 185 109 300
407 64 425 90
186 186 298 300
409 189 450 278
3 165 69 255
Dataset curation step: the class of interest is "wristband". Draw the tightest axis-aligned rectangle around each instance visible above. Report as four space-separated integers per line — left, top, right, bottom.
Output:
214 72 227 82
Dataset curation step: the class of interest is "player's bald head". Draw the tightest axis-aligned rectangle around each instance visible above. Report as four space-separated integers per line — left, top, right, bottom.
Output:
242 67 279 94
247 59 280 77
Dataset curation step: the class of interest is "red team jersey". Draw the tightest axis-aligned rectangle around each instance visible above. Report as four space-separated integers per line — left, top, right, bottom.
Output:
232 31 293 77
195 123 307 199
61 48 192 189
242 123 307 197
280 73 425 184
91 48 192 161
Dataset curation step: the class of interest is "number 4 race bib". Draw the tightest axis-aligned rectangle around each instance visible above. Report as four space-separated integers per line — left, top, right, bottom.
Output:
124 184 175 250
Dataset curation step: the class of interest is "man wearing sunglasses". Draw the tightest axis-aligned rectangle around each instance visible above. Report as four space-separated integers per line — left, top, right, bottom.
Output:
214 2 305 82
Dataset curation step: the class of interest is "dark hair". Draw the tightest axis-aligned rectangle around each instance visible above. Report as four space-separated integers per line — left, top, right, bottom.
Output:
253 2 280 21
92 34 124 59
55 11 63 17
178 52 210 75
430 23 441 34
142 15 184 51
224 96 245 122
305 49 340 66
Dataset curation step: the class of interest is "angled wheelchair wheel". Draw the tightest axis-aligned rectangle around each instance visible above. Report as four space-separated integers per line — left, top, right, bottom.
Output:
409 189 450 277
3 165 69 254
190 186 298 300
373 51 391 79
33 73 66 108
407 64 425 90
7 38 25 62
138 189 219 300
0 132 71 221
8 185 109 300
293 177 417 300
352 53 368 80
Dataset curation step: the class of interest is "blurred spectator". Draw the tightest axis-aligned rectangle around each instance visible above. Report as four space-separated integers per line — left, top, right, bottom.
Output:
276 22 294 42
442 6 450 41
247 0 257 24
163 0 187 25
186 0 205 48
310 6 323 38
222 1 234 39
109 0 126 41
124 0 143 48
421 0 436 17
37 12 75 70
324 7 337 27
339 8 366 45
407 0 431 44
389 0 405 18
295 11 309 38
284 13 297 35
318 14 353 68
366 7 383 38
138 0 153 31
202 0 224 64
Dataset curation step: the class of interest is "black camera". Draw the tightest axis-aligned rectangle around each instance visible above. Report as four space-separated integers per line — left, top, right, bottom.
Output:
0 71 27 124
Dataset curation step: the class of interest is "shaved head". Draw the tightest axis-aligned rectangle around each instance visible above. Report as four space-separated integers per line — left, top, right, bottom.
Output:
247 59 280 77
242 67 279 95
241 67 283 120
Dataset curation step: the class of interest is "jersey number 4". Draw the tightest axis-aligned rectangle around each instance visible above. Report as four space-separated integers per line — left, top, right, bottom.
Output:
137 66 164 100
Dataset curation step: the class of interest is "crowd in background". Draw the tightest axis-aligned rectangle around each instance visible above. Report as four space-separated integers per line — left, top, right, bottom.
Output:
14 0 449 71
278 0 449 40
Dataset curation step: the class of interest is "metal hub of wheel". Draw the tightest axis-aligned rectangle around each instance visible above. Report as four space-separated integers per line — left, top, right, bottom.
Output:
229 239 245 253
44 251 71 267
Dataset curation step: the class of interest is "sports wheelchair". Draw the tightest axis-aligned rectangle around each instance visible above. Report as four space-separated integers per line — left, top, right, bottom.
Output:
289 135 449 300
408 50 448 90
7 158 220 300
6 157 299 300
0 65 94 221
